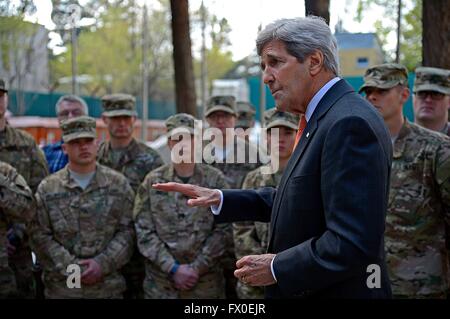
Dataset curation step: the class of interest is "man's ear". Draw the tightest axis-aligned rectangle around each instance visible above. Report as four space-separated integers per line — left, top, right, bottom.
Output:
400 86 410 104
101 115 108 125
308 50 324 76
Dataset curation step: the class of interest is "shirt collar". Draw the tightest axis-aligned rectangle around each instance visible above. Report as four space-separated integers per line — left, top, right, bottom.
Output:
305 77 341 122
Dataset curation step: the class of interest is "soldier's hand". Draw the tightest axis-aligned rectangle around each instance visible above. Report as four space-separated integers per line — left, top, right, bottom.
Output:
172 264 199 290
152 182 221 207
80 259 103 285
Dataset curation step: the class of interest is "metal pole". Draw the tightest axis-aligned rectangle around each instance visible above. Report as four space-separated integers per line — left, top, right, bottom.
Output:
68 4 81 95
71 26 78 95
142 4 149 141
396 0 402 63
200 0 207 117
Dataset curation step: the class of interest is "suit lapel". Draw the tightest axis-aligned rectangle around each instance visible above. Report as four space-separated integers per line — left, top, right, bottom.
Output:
268 79 355 250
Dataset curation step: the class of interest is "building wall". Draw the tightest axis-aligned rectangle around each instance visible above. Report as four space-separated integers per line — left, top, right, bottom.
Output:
0 22 49 93
339 48 384 77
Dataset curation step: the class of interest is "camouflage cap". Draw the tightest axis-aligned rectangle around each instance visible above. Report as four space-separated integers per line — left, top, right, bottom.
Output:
413 67 450 95
165 113 196 135
264 108 299 130
236 101 256 128
359 63 409 93
61 116 97 143
205 95 237 117
101 93 137 117
0 78 7 93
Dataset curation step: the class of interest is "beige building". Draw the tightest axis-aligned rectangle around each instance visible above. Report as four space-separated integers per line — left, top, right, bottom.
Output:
335 32 385 77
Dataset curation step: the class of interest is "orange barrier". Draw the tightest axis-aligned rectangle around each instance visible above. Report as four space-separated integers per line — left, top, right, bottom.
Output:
8 116 166 146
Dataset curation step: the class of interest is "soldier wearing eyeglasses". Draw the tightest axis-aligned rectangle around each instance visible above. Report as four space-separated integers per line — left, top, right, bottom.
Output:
413 67 450 136
43 95 89 174
360 64 450 299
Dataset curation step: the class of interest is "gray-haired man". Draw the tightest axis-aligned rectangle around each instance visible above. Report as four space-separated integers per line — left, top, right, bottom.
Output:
42 95 89 174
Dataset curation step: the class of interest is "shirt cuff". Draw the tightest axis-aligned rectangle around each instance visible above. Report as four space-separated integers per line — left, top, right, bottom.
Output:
210 189 224 215
270 255 278 282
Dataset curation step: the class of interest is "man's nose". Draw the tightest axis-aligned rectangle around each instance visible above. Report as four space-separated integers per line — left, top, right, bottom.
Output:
262 68 274 85
366 93 376 103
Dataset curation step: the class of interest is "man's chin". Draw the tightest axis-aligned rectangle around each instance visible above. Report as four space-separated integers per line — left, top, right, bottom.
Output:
416 111 435 122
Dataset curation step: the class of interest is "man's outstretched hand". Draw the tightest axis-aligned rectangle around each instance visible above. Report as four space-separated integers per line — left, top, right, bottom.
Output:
152 182 221 207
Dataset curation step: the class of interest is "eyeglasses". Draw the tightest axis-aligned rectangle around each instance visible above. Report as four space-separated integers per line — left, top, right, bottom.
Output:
58 109 84 118
416 91 446 101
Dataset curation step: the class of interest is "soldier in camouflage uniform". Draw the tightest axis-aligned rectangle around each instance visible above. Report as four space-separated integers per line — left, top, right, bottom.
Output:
235 101 256 142
236 101 256 130
134 113 229 298
0 78 49 298
412 67 450 292
413 67 450 136
30 116 135 298
203 95 263 298
360 63 450 298
234 108 298 299
0 161 34 298
98 93 163 298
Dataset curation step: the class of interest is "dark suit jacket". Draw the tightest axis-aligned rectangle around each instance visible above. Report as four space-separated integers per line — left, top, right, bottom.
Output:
216 79 393 298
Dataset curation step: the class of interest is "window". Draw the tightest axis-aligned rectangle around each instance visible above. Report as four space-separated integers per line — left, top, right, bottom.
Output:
357 57 369 68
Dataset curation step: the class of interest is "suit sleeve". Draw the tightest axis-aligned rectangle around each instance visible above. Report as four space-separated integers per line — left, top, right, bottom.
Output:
274 116 390 295
216 187 276 224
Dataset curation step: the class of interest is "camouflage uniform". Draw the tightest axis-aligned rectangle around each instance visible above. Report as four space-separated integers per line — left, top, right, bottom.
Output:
98 139 163 192
0 113 48 298
361 64 450 298
204 96 263 298
414 67 450 296
98 94 163 299
30 117 135 298
134 114 229 298
386 120 450 298
235 101 256 130
0 161 34 298
233 108 298 299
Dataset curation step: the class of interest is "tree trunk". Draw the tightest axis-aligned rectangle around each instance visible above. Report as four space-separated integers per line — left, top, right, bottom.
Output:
170 0 197 116
422 0 450 68
305 0 330 25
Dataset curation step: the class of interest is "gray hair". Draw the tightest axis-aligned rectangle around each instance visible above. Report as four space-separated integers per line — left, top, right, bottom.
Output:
256 16 339 76
55 94 89 115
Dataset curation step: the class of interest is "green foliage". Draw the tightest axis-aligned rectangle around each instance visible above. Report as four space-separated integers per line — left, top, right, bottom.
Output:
50 0 174 99
0 0 38 76
0 16 39 76
191 5 235 93
401 0 422 70
355 0 422 70
0 0 36 18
